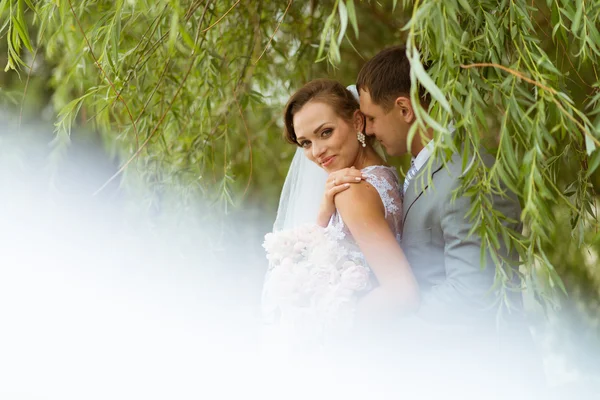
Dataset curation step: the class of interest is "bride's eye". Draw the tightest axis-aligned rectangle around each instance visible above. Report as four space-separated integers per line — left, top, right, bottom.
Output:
300 140 311 149
321 129 333 138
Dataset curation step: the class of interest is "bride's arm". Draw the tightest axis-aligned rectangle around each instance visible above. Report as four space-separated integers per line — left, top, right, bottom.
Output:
316 168 365 227
334 183 420 319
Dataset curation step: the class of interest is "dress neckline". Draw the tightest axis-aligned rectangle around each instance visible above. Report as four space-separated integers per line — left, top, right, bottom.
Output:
361 165 397 175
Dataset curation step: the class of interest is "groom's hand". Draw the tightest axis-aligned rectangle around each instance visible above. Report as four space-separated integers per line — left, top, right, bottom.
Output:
316 167 365 227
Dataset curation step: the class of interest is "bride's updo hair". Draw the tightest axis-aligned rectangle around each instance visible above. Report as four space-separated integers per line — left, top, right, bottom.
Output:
284 79 362 146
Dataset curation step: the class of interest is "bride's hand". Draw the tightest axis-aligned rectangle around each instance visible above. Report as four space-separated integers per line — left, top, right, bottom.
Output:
316 167 365 227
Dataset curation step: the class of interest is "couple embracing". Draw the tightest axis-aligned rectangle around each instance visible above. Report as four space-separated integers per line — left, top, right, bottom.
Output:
262 46 541 393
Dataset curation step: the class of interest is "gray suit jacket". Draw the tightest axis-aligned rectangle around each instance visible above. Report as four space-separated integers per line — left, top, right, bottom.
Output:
401 145 522 331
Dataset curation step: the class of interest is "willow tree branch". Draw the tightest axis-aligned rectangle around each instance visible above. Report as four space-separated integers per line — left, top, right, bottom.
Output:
67 0 140 148
254 0 293 65
461 62 600 147
461 62 557 93
202 0 240 33
93 0 213 196
86 5 168 123
19 21 46 130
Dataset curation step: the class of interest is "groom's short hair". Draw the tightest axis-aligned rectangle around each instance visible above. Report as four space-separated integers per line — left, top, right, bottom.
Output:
356 46 429 111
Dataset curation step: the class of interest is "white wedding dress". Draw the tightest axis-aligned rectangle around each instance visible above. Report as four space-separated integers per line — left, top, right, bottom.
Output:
262 164 403 351
327 165 404 253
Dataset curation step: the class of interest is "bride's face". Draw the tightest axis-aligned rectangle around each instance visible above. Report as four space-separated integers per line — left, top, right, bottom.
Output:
293 101 361 172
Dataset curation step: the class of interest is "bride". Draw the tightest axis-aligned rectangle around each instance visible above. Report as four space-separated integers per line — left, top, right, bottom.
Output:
262 79 419 348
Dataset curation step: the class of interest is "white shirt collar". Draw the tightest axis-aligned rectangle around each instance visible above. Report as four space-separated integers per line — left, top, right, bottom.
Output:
412 140 434 172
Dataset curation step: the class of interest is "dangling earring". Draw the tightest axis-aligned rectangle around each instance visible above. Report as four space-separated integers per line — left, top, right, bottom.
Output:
357 132 366 147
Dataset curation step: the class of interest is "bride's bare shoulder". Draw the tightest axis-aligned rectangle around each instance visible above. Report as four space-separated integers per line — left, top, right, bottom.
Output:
333 181 385 217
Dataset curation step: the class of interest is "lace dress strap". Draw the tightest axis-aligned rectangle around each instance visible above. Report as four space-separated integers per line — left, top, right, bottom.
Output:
327 165 403 245
361 166 401 218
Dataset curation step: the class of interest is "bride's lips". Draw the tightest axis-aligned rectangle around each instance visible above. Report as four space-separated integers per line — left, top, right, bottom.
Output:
321 156 336 168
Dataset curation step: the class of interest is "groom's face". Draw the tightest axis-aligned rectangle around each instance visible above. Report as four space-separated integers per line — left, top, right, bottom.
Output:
359 89 411 157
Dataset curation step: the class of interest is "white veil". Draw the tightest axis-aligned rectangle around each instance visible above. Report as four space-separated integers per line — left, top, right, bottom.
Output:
273 147 327 231
272 85 370 232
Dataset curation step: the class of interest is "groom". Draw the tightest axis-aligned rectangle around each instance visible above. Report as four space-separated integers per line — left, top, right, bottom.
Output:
333 46 540 385
336 46 524 328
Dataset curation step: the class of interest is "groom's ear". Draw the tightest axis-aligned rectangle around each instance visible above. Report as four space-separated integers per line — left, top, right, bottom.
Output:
353 110 365 132
395 97 415 124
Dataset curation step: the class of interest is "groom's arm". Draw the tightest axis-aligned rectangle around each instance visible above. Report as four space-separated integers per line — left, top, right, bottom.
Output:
417 165 522 325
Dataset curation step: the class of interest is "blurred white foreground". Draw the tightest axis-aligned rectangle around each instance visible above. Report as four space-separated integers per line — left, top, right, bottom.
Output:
0 122 598 400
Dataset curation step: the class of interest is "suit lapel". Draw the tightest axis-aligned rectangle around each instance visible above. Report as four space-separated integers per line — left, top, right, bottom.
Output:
402 157 444 227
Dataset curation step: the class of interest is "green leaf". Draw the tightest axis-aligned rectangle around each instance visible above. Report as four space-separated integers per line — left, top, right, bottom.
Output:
168 12 179 52
421 107 449 133
346 0 359 38
588 24 600 49
540 252 567 295
480 238 486 271
405 122 419 157
486 223 501 249
317 12 335 60
585 132 596 156
179 23 196 50
496 164 521 196
0 0 9 17
409 49 451 113
586 150 600 178
329 35 341 64
337 0 348 44
112 1 123 65
450 95 465 115
12 16 33 53
16 0 33 52
457 0 475 18
571 0 583 35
